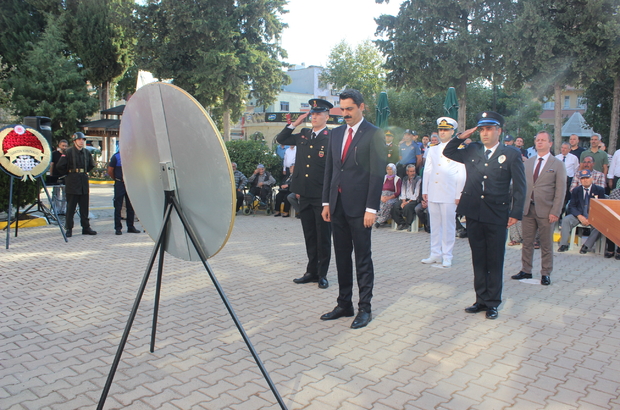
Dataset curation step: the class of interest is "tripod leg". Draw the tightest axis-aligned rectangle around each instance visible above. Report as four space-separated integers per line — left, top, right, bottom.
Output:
40 178 67 242
97 201 174 410
170 196 288 410
150 228 166 353
6 177 14 249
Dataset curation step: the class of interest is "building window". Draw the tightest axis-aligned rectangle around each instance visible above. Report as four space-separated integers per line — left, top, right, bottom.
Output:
564 96 570 109
280 101 289 111
577 95 587 109
543 101 554 110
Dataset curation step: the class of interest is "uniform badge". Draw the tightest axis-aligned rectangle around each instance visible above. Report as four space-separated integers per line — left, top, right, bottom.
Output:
498 155 506 164
319 151 324 158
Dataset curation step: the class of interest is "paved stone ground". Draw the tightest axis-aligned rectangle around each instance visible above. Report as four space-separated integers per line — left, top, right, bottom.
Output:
1 185 620 409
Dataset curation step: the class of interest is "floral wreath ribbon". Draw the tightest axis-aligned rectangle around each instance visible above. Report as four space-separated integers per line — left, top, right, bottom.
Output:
0 124 52 182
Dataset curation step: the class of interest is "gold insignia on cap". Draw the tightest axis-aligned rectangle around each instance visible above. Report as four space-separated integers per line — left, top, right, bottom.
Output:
482 112 488 117
313 101 317 107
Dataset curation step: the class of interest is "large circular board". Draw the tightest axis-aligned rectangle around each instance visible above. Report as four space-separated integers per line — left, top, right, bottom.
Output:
120 82 235 261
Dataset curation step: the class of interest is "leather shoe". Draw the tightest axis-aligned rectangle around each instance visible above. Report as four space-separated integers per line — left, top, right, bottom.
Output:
511 271 532 280
464 303 487 313
318 277 329 289
579 245 588 254
293 273 318 284
82 228 97 235
616 253 620 260
558 245 568 252
127 227 141 233
65 229 72 238
486 307 498 319
321 306 354 321
604 251 614 258
351 310 372 329
115 230 122 235
541 275 551 285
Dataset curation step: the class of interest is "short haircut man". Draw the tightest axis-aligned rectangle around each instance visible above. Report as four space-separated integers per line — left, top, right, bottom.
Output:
512 131 566 285
320 89 386 329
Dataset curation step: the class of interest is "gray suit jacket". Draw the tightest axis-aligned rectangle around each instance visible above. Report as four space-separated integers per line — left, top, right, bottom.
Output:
523 154 566 218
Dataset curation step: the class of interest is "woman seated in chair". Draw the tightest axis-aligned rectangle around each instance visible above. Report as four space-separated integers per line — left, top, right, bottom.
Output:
247 164 275 205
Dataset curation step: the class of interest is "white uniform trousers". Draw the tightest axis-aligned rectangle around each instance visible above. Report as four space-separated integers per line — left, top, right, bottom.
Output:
428 201 458 263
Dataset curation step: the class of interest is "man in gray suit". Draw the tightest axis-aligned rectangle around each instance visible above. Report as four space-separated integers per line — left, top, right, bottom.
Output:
511 131 566 285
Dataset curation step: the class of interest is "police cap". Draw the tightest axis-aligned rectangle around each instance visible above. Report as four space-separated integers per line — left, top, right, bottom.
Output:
476 111 504 128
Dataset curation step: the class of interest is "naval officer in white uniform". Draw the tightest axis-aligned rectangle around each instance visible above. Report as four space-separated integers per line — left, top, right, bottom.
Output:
421 117 466 268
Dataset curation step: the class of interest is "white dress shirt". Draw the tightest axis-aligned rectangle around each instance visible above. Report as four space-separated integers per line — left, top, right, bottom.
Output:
608 149 620 179
556 152 579 178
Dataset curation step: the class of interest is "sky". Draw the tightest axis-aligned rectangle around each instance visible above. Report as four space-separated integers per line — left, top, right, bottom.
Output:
279 0 403 67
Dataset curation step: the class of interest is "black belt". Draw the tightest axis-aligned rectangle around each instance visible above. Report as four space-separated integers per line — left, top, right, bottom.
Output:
68 168 85 173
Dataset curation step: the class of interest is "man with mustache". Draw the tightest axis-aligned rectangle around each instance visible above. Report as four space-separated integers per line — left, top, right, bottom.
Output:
320 89 386 329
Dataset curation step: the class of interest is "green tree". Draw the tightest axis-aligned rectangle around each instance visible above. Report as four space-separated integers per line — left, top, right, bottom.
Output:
319 40 387 123
65 0 135 111
503 0 617 148
0 0 47 69
135 0 289 140
3 14 100 140
225 139 280 179
375 0 514 130
583 74 619 148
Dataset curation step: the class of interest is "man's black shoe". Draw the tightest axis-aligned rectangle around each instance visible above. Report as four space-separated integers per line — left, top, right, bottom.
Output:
541 275 551 286
318 277 329 289
616 253 620 260
66 229 72 238
293 273 319 284
605 251 614 258
397 224 407 231
351 310 372 329
464 303 487 313
558 245 568 252
320 306 354 321
127 227 141 233
486 307 498 319
579 245 588 254
115 230 122 235
82 228 97 235
511 271 532 280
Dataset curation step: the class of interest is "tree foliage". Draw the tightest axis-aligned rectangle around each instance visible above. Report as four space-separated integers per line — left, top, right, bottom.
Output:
319 40 387 122
583 74 619 145
135 0 289 130
3 15 100 140
375 0 514 128
225 139 281 179
0 172 40 212
0 0 47 69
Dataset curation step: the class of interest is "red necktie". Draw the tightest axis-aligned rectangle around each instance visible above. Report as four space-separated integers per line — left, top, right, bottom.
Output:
342 128 353 163
533 157 543 183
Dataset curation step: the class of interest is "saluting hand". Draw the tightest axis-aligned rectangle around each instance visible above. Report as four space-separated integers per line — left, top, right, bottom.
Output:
458 127 478 140
292 112 309 128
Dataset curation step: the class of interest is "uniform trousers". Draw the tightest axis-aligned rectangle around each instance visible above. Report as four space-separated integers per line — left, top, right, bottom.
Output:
466 218 507 308
427 201 457 262
65 193 90 231
299 196 331 278
114 181 135 231
521 205 555 275
331 194 374 312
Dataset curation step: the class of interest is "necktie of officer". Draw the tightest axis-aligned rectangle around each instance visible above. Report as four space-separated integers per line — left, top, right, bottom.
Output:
311 132 316 139
485 149 492 160
584 188 590 217
533 157 543 183
342 128 353 162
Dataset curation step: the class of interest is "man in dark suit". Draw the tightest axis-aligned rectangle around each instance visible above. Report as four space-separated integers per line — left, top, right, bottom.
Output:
443 111 526 320
557 169 606 254
276 99 333 289
511 131 566 286
320 89 386 329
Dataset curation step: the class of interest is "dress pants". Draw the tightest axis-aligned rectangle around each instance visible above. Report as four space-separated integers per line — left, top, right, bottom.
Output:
559 214 600 249
427 201 457 262
65 193 90 231
391 201 418 226
521 205 554 275
466 218 507 308
299 196 331 278
114 181 135 231
331 194 374 311
235 190 244 212
51 185 66 214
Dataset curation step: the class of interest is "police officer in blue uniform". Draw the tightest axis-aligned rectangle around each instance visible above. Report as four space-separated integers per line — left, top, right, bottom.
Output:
276 99 333 289
443 111 526 320
107 150 141 235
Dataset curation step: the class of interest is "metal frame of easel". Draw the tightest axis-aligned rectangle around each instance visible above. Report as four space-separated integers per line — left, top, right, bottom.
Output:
4 175 67 249
97 188 287 410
